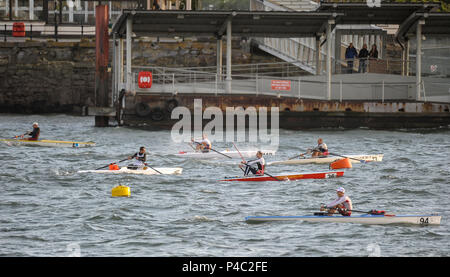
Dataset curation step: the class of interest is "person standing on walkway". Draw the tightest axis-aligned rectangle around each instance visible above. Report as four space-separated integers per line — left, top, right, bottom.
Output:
345 43 358 74
358 44 369 73
369 44 378 59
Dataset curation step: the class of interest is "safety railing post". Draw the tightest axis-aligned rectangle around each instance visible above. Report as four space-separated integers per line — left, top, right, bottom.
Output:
255 73 258 96
162 68 165 86
382 80 385 103
55 22 58 42
172 73 175 94
422 80 427 102
215 74 218 96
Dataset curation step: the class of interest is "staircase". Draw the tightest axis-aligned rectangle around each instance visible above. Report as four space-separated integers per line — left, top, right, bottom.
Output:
252 0 386 75
268 0 319 11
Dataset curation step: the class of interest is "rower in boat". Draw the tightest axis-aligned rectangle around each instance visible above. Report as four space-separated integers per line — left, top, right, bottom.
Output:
239 151 265 176
320 187 353 216
192 134 212 153
301 138 328 158
19 122 40 141
127 146 147 169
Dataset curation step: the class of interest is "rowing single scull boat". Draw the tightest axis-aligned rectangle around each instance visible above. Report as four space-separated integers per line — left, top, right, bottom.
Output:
267 154 383 166
220 171 344 182
175 149 276 159
1 139 95 148
78 167 183 175
245 214 441 225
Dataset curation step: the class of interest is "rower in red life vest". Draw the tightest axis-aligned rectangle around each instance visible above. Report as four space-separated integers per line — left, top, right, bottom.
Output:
301 138 328 158
239 151 265 176
19 122 40 141
320 187 353 216
192 134 212 153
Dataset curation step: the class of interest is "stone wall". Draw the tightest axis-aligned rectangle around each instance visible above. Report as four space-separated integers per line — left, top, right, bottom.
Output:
132 37 283 67
0 38 286 114
0 40 97 113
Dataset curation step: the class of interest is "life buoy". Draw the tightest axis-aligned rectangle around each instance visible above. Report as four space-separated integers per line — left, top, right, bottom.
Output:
150 107 165 121
165 99 178 113
135 102 151 117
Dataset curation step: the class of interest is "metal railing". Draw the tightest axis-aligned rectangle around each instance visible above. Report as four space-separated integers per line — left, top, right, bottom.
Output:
135 58 448 78
135 61 312 80
0 22 95 42
335 57 408 75
0 3 134 24
128 61 450 103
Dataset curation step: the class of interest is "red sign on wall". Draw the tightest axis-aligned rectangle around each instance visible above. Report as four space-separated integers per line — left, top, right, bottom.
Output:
271 80 291 91
138 71 152 88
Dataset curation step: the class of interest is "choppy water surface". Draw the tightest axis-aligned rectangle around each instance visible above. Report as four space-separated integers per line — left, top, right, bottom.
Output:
0 114 449 257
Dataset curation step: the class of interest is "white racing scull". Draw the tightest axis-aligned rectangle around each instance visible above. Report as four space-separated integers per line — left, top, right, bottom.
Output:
175 149 276 159
78 167 183 175
245 214 441 225
267 154 383 166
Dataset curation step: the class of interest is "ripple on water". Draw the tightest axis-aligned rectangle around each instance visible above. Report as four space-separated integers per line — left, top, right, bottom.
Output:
0 114 449 256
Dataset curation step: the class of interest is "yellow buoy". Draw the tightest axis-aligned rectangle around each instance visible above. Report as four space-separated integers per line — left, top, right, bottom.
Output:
111 185 130 197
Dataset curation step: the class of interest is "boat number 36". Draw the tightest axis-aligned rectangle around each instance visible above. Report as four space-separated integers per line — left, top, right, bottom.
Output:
419 217 430 224
325 173 337 178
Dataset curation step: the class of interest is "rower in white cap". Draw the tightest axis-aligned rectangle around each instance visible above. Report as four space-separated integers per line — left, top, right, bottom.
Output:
19 122 40 141
320 187 353 216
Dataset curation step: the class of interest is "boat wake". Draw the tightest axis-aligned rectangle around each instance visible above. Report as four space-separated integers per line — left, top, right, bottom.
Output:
53 169 76 176
193 215 214 222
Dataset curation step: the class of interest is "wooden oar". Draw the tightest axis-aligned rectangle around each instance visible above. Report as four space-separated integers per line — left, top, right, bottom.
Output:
95 158 129 170
232 142 281 182
328 152 367 163
192 141 233 159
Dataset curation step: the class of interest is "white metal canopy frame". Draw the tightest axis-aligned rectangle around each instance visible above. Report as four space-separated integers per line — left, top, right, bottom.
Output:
111 10 342 37
317 1 448 101
110 4 450 103
111 10 342 98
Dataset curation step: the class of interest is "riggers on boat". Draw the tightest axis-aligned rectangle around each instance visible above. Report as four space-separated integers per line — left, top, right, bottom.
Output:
220 171 344 182
175 150 276 159
245 214 442 225
0 139 96 148
267 154 383 166
78 166 183 175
